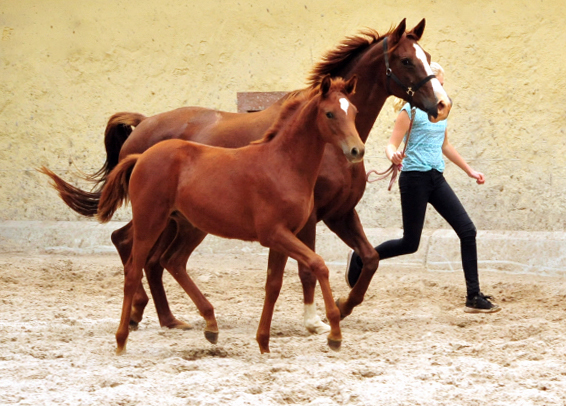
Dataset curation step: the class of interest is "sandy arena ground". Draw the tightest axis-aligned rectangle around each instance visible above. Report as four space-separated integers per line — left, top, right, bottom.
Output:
1 252 565 405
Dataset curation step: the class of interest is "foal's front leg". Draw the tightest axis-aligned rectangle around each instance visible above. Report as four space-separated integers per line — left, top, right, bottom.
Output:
262 227 342 351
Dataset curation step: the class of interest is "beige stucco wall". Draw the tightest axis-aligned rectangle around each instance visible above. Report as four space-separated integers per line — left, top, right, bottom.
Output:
1 0 565 232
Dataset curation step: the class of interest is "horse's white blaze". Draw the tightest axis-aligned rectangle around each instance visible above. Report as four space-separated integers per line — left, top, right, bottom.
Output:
339 98 350 114
413 44 448 99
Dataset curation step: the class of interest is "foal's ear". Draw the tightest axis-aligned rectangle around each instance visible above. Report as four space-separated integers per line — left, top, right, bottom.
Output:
389 18 407 46
345 75 358 96
408 18 426 41
320 75 332 97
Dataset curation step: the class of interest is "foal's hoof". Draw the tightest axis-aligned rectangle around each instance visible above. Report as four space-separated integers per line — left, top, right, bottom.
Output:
204 330 219 344
115 346 126 356
327 337 342 352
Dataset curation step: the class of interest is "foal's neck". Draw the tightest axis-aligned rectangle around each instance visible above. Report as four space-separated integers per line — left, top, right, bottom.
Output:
270 96 327 185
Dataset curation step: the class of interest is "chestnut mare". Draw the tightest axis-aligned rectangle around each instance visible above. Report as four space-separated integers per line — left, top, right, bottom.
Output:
97 76 362 354
41 19 451 335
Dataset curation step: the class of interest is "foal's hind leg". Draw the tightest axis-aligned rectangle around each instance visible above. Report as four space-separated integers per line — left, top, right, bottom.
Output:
160 213 218 344
111 222 149 328
116 209 171 354
295 217 330 335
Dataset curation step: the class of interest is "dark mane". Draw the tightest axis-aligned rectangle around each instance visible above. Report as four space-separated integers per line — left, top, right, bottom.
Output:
307 27 396 86
252 88 315 144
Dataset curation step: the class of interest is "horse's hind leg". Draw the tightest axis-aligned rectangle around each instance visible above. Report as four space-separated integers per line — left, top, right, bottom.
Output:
144 218 192 330
111 222 149 329
256 249 288 353
160 213 218 344
295 217 330 335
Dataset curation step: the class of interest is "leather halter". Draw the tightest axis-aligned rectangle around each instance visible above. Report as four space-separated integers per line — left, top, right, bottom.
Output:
382 37 436 101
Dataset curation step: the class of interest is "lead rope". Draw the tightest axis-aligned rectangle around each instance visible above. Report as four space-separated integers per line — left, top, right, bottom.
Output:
366 107 416 191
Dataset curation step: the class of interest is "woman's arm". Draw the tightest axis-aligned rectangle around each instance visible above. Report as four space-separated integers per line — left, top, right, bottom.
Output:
442 131 485 184
386 110 411 164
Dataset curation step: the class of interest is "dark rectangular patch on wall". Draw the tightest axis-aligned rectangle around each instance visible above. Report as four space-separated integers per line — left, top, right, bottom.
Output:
237 91 288 113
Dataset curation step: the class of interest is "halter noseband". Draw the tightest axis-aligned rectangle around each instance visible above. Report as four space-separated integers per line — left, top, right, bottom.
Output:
382 37 436 102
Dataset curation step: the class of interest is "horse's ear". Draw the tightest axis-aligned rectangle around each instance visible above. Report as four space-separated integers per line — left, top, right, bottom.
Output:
389 18 407 46
408 18 426 41
320 75 332 97
345 75 358 95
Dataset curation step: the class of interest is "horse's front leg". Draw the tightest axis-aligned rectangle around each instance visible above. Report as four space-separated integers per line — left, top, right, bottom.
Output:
295 216 330 335
323 209 379 319
256 249 288 353
262 227 342 351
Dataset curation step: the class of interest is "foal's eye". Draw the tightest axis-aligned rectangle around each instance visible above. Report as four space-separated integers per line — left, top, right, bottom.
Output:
326 112 334 119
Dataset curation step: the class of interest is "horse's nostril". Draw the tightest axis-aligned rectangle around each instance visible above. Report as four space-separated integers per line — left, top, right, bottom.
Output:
350 147 364 160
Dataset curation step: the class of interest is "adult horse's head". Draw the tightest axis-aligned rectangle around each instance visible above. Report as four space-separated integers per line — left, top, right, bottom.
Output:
316 75 364 163
308 19 452 133
383 18 451 122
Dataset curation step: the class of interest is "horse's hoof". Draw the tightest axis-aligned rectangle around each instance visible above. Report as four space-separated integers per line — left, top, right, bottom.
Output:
306 320 331 335
335 298 349 320
166 320 193 330
129 320 139 331
115 346 126 356
204 330 219 344
327 337 342 352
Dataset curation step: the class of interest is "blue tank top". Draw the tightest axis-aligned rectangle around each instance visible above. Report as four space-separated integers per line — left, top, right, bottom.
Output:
400 104 447 172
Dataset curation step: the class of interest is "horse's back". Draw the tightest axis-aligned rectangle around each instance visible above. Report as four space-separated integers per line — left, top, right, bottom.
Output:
119 102 284 160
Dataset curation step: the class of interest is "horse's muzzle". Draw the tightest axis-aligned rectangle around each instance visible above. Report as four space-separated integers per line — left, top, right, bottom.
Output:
428 97 452 123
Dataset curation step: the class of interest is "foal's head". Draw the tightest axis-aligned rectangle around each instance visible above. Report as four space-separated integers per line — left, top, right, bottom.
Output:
315 75 364 163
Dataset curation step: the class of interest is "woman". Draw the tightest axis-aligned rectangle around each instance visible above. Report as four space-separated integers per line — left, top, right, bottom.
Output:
346 62 500 313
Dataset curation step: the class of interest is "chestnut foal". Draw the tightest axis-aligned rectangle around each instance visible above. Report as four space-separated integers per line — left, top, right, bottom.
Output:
96 76 363 354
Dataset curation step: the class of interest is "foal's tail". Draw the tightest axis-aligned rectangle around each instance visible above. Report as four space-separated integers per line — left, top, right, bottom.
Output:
39 112 146 217
96 154 140 223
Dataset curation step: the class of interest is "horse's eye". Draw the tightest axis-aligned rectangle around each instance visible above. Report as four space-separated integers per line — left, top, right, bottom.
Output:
326 112 334 119
402 58 412 66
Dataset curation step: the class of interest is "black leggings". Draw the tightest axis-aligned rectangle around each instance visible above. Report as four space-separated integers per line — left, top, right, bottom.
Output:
376 169 480 297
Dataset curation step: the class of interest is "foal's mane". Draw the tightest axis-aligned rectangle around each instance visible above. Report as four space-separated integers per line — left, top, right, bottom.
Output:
252 88 315 144
252 78 349 145
307 27 398 87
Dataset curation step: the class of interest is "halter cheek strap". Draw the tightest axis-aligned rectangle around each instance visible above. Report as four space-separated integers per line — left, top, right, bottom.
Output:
382 37 436 101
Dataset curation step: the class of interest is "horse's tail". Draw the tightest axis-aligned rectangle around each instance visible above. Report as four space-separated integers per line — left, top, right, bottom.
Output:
38 112 146 217
97 154 140 223
89 112 147 185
